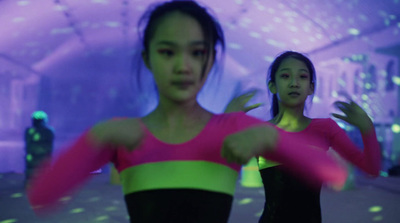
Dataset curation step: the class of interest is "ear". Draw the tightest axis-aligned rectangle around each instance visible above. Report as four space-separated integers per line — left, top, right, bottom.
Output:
142 51 151 70
268 81 277 94
308 82 315 95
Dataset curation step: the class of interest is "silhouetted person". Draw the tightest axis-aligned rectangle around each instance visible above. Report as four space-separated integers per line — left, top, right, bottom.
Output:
24 111 54 186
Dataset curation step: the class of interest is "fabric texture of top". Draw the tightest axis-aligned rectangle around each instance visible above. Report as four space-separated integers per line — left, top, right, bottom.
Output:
258 118 381 223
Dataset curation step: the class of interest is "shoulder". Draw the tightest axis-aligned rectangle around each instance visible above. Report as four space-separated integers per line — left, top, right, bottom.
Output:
214 112 263 122
311 118 344 135
212 112 266 131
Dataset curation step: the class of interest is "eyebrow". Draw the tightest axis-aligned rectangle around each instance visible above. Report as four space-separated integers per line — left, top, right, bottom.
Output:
155 40 208 47
278 68 309 73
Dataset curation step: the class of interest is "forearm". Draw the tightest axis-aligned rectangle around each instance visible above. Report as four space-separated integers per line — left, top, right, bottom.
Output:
360 127 381 176
260 128 348 189
27 131 113 214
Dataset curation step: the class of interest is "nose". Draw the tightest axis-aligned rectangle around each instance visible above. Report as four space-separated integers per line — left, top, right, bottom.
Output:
174 53 191 74
289 77 300 87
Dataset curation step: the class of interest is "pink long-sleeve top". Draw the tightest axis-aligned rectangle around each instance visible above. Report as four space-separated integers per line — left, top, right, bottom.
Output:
27 113 348 215
259 118 381 176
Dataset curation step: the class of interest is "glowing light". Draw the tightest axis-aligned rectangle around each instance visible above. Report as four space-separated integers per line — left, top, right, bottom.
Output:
331 91 338 97
238 198 253 205
105 21 120 28
256 4 265 11
264 56 274 62
338 79 346 87
88 197 101 202
227 43 242 50
105 206 118 212
288 26 298 32
380 171 388 177
265 39 285 48
33 133 41 141
17 1 30 6
60 196 71 202
392 76 400 85
361 94 369 100
312 96 320 103
261 26 272 33
95 215 110 221
32 111 48 120
70 208 85 214
365 83 372 89
26 154 32 162
0 219 17 223
11 193 22 198
92 0 109 4
249 32 261 38
273 17 282 23
369 206 383 213
12 17 25 23
348 28 360 35
51 27 74 35
28 128 35 134
391 124 400 133
337 122 346 129
54 5 68 11
385 19 390 26
267 8 275 14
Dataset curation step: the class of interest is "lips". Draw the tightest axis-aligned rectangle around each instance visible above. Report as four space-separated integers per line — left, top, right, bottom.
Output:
288 92 300 96
171 80 195 88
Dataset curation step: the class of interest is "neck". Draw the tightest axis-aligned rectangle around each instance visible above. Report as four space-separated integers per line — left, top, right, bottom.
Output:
146 99 210 128
272 105 310 131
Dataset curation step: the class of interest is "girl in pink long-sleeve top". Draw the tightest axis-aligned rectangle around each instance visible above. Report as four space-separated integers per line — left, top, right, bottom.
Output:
227 51 381 223
26 2 347 223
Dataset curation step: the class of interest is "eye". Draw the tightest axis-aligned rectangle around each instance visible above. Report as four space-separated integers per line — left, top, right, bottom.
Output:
192 49 208 58
158 49 174 57
300 74 309 79
280 73 289 78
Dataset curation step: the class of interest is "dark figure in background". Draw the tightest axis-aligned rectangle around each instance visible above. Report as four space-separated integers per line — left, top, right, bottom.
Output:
24 111 54 186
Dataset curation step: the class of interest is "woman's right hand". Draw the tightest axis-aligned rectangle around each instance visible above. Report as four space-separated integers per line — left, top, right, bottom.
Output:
224 90 263 113
89 118 144 151
221 125 278 165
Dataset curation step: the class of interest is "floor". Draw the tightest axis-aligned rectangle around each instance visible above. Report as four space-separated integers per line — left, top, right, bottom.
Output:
1 171 400 223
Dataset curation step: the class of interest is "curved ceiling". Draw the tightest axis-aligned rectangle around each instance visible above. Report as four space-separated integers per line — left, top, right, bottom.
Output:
1 0 399 78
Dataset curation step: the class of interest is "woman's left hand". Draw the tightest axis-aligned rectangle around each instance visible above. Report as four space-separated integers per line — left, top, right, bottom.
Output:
224 90 262 113
331 100 373 134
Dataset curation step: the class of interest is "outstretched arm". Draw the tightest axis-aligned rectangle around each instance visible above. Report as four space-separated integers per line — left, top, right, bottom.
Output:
27 118 144 214
331 100 381 176
221 121 348 190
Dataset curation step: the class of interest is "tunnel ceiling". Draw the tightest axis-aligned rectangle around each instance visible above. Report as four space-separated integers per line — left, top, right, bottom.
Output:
0 0 399 78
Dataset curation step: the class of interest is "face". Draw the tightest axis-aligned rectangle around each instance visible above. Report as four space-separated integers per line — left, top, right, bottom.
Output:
143 11 214 104
269 57 314 108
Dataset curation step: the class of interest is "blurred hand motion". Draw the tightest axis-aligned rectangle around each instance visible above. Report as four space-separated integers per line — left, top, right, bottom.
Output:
225 90 263 113
90 118 144 151
331 100 373 134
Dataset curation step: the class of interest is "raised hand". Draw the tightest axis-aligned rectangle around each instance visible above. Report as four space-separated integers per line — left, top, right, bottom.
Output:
221 125 278 165
89 118 144 151
224 90 263 113
331 100 373 134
